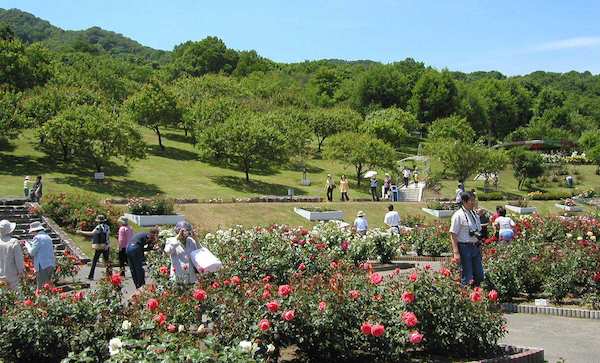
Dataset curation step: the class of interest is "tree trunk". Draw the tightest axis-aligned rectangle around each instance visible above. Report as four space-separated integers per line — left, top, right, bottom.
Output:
184 128 188 137
317 137 325 153
355 162 362 186
155 126 164 150
244 159 250 182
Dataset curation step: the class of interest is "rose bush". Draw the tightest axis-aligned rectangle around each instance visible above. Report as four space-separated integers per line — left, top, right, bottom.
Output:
404 223 452 257
42 192 121 232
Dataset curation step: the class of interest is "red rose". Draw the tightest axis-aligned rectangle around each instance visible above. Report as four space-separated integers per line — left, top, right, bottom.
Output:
360 322 372 335
370 273 383 285
266 300 280 313
488 290 499 302
340 240 349 251
330 261 338 269
23 299 33 307
278 284 292 297
262 289 272 299
231 276 241 285
73 291 85 302
147 298 159 311
300 228 309 236
349 290 361 300
318 301 327 312
371 324 385 337
110 273 123 287
408 272 418 282
193 289 207 301
223 279 231 286
424 264 431 270
315 243 326 250
470 291 482 303
153 312 167 326
402 291 415 304
167 323 177 333
43 282 52 290
282 310 295 321
211 281 221 289
298 263 306 271
159 265 169 275
594 272 600 282
439 268 451 277
262 275 272 283
409 331 424 344
402 311 419 327
258 319 271 331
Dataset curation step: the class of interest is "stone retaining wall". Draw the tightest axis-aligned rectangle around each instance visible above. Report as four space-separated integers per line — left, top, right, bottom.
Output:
476 345 544 363
502 303 600 320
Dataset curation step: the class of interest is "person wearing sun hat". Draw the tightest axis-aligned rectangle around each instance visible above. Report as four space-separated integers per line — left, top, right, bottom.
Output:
25 221 55 288
0 219 25 290
353 211 368 236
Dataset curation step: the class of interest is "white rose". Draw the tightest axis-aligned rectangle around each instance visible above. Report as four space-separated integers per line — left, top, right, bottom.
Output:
591 236 597 241
577 236 583 241
178 324 185 333
121 320 131 330
238 340 252 353
108 337 123 356
587 231 594 237
197 325 206 334
566 233 573 239
267 344 276 353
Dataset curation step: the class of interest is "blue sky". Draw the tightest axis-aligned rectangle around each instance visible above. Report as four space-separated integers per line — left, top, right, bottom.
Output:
3 0 600 75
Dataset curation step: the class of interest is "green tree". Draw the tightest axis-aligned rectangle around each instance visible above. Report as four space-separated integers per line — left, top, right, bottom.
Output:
360 107 419 149
0 38 52 91
124 79 181 150
197 111 290 182
510 148 544 190
40 105 145 170
308 107 362 152
427 115 476 143
410 70 459 124
171 36 239 78
533 87 566 117
0 23 15 40
324 132 397 185
476 149 509 190
352 65 411 113
579 130 600 174
429 140 483 183
232 50 274 77
0 89 23 139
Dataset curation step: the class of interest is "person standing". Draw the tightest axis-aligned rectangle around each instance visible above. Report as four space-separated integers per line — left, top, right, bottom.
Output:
25 221 55 288
30 176 43 203
23 176 30 199
369 176 379 201
339 175 349 201
325 174 335 202
126 227 160 289
493 207 516 242
413 168 419 185
384 204 401 234
77 215 111 280
402 168 411 188
383 173 391 199
454 183 464 205
117 216 133 277
353 211 368 236
164 221 198 284
0 220 25 290
449 192 484 286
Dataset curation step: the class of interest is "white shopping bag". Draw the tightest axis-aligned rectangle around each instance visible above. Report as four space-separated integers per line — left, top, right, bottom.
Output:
190 246 222 273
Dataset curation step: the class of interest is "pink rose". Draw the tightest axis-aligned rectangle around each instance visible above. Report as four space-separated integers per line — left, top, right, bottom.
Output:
439 267 451 277
360 322 372 335
298 263 306 271
408 272 418 282
487 290 499 302
318 301 327 312
278 284 292 297
409 331 424 344
424 264 431 270
147 298 159 311
193 289 207 301
167 323 177 333
262 289 272 299
23 299 33 307
282 310 295 321
153 312 167 326
258 319 271 331
402 311 419 327
211 281 220 289
370 273 383 285
340 240 349 251
470 291 482 303
159 265 169 275
231 276 241 285
349 290 361 300
401 291 415 304
262 275 272 283
371 324 385 337
266 300 280 313
73 291 85 302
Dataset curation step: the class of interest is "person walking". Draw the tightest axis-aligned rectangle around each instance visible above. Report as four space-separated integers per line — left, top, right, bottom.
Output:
493 207 516 242
164 221 198 284
117 216 133 277
339 175 349 201
325 174 335 202
353 211 368 236
0 220 25 290
23 176 30 199
25 221 55 288
402 168 411 188
369 176 379 201
454 183 464 205
77 215 111 280
449 192 484 286
30 176 43 203
384 204 401 234
383 173 391 200
126 227 160 289
413 168 419 186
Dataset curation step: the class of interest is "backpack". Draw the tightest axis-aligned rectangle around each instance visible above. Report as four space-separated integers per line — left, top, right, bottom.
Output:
95 224 109 245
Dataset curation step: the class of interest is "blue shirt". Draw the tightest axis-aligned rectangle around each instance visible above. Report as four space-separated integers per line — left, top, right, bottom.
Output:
26 232 56 270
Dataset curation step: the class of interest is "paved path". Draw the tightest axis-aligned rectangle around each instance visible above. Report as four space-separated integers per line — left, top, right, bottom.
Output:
502 313 600 363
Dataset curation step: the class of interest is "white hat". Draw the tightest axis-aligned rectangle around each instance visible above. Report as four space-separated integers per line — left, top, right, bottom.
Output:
25 176 30 180
28 221 46 233
357 211 365 217
0 220 16 236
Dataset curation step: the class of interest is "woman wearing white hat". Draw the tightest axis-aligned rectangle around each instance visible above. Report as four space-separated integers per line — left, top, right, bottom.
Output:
353 211 368 236
0 220 25 290
25 221 56 288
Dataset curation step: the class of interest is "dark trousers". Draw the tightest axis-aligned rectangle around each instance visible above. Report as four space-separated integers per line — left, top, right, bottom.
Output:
88 248 111 279
384 186 390 199
341 192 349 201
458 243 484 286
118 247 127 275
403 177 409 187
127 245 145 288
326 186 334 202
370 187 379 201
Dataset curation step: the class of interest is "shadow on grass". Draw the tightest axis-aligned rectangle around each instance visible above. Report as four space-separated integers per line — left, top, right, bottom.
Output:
281 160 324 174
201 157 279 176
148 145 198 161
162 132 194 144
52 176 162 197
0 154 130 177
0 139 16 152
210 176 307 196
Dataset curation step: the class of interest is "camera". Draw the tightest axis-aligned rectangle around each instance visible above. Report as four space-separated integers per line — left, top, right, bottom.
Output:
469 230 482 239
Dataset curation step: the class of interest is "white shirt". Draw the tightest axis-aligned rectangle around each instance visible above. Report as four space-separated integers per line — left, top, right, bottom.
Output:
455 189 463 203
353 217 368 231
403 169 411 178
494 216 515 233
384 211 400 227
450 208 481 243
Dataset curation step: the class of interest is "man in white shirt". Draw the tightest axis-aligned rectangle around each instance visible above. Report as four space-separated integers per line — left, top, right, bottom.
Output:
450 191 484 286
384 204 401 234
402 168 411 188
353 211 368 236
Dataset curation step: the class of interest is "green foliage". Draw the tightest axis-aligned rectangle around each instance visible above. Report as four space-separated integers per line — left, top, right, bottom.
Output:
172 36 239 78
427 115 475 142
0 89 23 139
324 132 397 185
477 149 509 186
128 196 175 215
0 38 52 91
428 140 483 182
352 65 412 112
510 148 544 190
41 192 121 232
410 70 459 124
406 224 452 257
533 87 566 117
308 106 362 151
360 107 419 149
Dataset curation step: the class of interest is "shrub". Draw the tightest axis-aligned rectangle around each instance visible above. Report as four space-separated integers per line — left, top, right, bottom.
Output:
527 190 574 200
477 192 506 201
425 200 456 210
128 196 175 215
406 224 451 257
42 192 121 232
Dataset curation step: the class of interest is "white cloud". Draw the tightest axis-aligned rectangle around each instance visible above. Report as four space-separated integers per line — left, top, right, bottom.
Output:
533 37 600 51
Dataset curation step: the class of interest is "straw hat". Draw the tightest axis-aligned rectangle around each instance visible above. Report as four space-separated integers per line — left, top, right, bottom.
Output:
28 221 45 233
356 211 365 217
0 220 16 236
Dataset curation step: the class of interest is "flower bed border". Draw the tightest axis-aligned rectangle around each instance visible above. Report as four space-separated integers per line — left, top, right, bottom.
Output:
504 205 537 215
124 213 186 227
501 303 600 320
294 207 343 221
394 255 452 262
554 204 583 213
421 208 454 218
474 344 544 363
